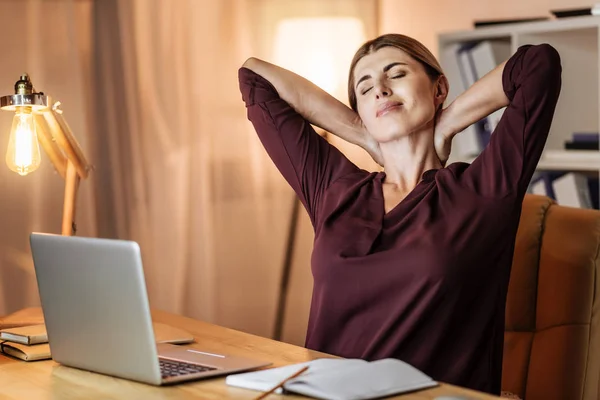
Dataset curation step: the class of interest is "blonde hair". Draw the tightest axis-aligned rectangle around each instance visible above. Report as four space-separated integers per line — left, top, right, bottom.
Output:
348 33 444 111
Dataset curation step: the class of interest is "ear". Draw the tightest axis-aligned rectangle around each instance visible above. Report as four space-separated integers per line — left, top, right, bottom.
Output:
434 75 449 109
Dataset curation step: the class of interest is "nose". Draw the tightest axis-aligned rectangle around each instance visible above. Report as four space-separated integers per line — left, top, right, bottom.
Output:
374 81 391 98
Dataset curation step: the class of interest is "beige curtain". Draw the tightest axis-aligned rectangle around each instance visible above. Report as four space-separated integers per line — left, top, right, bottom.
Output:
92 0 379 341
92 0 295 338
0 0 378 343
0 0 96 316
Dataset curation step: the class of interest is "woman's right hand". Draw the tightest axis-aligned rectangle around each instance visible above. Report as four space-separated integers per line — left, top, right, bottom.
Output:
351 114 384 167
243 57 384 166
364 135 384 167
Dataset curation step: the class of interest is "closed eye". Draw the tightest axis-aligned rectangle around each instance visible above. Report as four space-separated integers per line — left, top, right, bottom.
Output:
360 72 405 95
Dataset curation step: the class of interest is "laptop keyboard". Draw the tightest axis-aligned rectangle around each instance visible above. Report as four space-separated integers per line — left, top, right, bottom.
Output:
159 359 217 379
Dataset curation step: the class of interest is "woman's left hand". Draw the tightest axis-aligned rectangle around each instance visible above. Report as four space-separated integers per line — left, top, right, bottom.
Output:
434 107 455 166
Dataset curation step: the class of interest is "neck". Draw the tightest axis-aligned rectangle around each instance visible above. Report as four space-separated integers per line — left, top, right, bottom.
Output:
379 128 442 191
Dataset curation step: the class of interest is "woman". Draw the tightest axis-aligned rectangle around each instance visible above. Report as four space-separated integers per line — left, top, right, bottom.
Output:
238 34 561 395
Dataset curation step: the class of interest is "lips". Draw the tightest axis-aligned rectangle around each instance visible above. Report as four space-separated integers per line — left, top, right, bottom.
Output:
376 101 403 118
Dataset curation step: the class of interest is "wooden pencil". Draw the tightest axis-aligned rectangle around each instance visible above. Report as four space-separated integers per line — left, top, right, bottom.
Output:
252 365 310 400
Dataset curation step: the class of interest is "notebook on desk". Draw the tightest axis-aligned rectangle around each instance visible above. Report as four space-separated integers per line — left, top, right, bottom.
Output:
226 358 438 400
0 324 48 345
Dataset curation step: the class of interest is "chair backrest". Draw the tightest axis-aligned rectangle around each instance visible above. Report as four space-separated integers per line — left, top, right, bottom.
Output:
503 194 600 400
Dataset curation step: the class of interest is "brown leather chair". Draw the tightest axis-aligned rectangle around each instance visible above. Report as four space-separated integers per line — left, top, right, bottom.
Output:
503 194 600 400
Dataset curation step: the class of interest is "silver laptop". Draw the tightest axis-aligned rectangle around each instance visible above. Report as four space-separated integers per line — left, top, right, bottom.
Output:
29 233 271 385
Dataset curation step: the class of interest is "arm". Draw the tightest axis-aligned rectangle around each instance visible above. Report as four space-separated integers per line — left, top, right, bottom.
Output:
439 44 562 197
238 66 360 227
436 60 510 142
242 58 382 164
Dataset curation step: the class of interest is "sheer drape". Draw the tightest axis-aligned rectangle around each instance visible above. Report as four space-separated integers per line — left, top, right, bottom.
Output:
92 0 293 338
0 0 96 316
0 0 377 342
95 0 375 336
92 0 378 340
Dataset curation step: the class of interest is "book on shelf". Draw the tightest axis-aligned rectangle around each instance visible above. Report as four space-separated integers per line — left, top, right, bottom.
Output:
225 358 438 399
440 39 510 160
551 4 600 18
529 171 599 209
473 17 549 28
457 43 491 150
469 41 511 139
572 132 599 142
530 171 563 199
565 142 599 150
440 43 480 158
564 132 599 150
553 173 595 209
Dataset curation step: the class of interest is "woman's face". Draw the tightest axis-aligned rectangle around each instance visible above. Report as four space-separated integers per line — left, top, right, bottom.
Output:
353 47 442 143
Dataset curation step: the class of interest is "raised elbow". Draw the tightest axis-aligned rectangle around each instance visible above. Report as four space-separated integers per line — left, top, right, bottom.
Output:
242 57 260 70
534 43 562 81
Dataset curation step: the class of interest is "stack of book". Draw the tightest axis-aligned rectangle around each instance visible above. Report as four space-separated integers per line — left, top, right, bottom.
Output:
0 323 195 362
0 324 50 361
528 132 599 209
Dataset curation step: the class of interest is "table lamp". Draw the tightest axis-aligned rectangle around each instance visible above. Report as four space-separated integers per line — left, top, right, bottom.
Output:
0 74 91 236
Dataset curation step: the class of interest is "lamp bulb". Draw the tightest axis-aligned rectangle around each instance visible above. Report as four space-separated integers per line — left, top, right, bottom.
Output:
5 107 41 176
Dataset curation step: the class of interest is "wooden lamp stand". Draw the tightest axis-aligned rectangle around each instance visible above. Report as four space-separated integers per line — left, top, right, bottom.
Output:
1 74 91 236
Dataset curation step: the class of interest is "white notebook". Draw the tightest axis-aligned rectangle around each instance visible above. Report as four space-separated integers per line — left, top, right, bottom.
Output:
225 358 437 400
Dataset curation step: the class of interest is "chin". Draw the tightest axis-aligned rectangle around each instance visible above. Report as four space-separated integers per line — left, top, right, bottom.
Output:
374 124 412 143
376 115 435 143
373 132 405 143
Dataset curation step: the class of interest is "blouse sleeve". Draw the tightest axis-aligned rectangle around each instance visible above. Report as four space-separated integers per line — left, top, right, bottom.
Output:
457 44 562 198
238 67 360 226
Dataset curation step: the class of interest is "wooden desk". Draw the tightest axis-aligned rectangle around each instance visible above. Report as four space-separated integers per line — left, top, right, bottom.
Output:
0 310 500 399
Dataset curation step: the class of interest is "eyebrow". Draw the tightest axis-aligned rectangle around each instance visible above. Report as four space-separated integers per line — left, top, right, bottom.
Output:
355 62 408 89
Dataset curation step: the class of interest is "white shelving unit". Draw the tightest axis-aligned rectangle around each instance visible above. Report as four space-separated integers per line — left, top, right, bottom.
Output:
439 16 600 175
466 150 600 171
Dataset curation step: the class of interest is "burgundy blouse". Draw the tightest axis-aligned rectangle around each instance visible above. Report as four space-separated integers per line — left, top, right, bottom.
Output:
239 44 561 394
